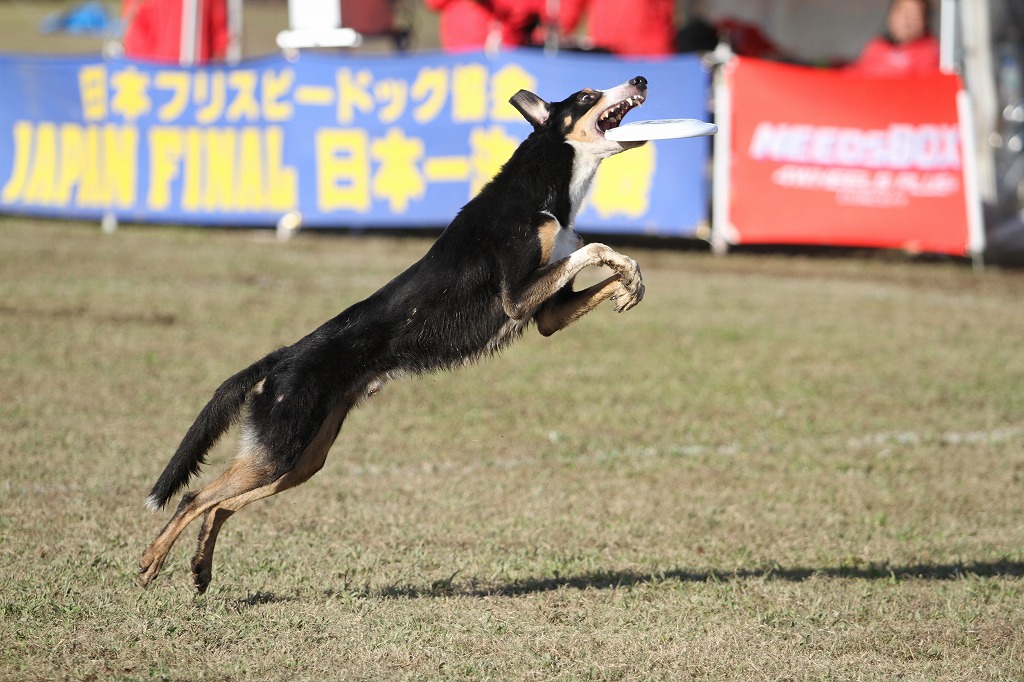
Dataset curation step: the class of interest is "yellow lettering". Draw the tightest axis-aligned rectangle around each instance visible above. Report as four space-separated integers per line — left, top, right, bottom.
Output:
54 124 84 206
264 127 296 211
411 67 448 124
370 128 425 213
590 142 656 218
24 123 58 205
147 125 296 213
204 128 237 210
226 70 260 122
262 69 294 122
374 79 408 124
78 126 104 206
148 127 183 210
3 122 137 210
78 65 108 121
103 124 137 207
155 71 191 123
110 67 151 121
451 65 488 123
237 128 264 203
195 71 227 124
1 121 34 203
316 129 370 213
490 65 536 121
182 127 203 211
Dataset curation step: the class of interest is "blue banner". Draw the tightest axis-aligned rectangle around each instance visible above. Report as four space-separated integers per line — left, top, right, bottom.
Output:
0 50 710 236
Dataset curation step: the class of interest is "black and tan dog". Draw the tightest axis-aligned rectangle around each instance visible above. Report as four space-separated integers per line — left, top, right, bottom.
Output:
139 76 650 593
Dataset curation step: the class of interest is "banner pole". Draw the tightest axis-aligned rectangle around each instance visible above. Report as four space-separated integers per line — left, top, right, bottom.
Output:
180 0 200 66
710 49 734 256
545 0 560 55
227 0 243 65
957 89 986 272
939 0 958 73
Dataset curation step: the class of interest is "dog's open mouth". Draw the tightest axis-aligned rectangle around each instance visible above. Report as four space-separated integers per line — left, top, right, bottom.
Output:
598 94 645 133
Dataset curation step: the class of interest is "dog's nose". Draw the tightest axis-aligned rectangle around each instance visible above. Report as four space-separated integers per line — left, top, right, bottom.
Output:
630 76 647 88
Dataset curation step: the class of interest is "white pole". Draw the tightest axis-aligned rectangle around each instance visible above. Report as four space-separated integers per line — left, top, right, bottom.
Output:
545 0 560 55
710 47 734 255
960 0 998 204
180 0 200 66
939 0 958 73
958 89 987 270
227 0 243 64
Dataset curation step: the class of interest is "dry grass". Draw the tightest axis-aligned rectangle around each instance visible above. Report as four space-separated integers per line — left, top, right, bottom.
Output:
2 218 1024 679
4 2 1024 678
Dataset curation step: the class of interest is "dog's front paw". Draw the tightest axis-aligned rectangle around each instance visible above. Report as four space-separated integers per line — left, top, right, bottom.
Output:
613 278 645 313
611 259 644 313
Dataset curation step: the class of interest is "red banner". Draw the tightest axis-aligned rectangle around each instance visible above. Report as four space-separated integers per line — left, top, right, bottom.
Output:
723 57 974 256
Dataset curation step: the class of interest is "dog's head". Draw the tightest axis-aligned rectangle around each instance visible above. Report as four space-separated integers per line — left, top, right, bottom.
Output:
510 76 648 158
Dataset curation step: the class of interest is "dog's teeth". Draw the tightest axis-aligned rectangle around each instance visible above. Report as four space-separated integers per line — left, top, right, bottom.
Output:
599 94 645 131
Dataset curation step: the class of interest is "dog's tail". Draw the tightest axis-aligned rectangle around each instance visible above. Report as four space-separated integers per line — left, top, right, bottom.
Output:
145 351 282 511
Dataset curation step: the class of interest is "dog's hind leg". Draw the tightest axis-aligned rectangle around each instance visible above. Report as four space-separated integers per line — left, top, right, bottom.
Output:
187 453 324 593
138 456 277 588
188 398 351 593
190 506 236 593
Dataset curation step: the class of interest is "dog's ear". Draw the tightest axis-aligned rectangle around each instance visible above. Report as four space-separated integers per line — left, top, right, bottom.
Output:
510 90 551 129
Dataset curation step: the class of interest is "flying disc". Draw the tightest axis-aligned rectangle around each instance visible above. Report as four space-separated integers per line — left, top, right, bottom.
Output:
606 118 718 142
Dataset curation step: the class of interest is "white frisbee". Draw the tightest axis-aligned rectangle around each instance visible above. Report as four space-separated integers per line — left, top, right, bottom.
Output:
606 118 718 142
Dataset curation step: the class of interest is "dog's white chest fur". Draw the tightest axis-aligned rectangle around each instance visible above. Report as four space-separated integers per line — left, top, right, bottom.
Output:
549 221 581 264
540 210 582 265
567 144 601 226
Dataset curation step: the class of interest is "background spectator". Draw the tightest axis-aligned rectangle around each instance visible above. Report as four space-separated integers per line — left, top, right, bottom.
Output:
849 0 939 75
556 0 675 57
426 0 541 53
715 15 788 60
675 0 718 54
122 0 228 63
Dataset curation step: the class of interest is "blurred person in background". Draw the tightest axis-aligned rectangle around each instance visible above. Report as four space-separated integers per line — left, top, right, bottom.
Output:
426 0 542 52
848 0 939 75
122 0 228 63
555 0 675 56
675 0 718 54
342 0 412 51
714 15 787 60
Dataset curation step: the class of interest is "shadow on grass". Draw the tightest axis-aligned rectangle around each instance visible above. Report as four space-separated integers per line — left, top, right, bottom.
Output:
235 590 297 607
346 560 1024 600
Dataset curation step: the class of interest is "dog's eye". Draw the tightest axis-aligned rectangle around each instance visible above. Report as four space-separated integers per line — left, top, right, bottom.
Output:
577 92 596 104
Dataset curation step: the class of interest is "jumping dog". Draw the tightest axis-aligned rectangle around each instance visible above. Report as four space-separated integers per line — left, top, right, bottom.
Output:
139 76 650 593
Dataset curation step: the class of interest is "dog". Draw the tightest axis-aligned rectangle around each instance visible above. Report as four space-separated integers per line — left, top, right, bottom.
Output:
139 76 649 593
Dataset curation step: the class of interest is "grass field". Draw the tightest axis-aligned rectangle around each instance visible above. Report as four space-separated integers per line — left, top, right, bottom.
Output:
2 217 1024 680
5 1 1023 679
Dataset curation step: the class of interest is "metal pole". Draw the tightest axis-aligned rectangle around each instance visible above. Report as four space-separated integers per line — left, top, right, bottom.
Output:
961 0 998 204
710 46 734 256
958 89 987 270
545 0 560 55
227 0 243 64
939 0 958 73
180 0 199 66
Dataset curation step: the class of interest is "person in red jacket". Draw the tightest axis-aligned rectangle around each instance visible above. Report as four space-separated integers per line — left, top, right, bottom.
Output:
426 0 542 53
122 0 228 64
556 0 675 57
849 0 939 76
